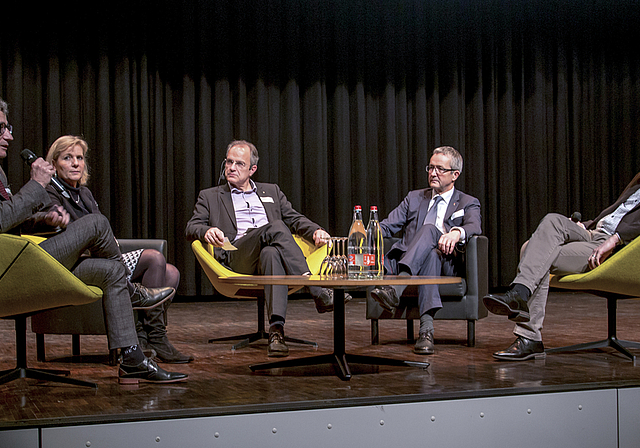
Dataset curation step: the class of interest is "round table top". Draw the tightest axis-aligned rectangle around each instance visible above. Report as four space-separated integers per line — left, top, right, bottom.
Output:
218 274 462 287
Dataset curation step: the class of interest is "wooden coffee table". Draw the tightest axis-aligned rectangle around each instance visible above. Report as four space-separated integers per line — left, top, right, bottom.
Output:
219 275 462 380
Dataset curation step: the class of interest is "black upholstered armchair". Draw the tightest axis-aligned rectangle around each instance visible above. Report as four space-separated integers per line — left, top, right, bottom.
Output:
366 235 489 346
31 239 168 365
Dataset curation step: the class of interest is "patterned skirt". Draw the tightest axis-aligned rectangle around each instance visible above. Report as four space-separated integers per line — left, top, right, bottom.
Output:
122 249 144 281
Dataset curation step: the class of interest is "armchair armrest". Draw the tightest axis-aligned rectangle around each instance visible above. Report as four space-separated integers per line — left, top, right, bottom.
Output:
464 235 489 319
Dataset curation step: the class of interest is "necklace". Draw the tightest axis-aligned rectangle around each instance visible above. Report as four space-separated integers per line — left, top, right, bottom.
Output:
71 191 81 205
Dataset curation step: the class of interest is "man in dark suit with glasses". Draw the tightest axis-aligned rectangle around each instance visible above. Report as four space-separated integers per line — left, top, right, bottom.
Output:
370 146 482 355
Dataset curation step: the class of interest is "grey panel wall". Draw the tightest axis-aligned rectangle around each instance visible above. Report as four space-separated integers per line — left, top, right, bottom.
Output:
0 428 38 448
41 389 619 448
619 387 640 448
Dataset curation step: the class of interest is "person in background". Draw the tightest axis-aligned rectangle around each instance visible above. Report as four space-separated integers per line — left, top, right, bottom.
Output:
370 146 482 355
45 135 193 364
0 98 186 383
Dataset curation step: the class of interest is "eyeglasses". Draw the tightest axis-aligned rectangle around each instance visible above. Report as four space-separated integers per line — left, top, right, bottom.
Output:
224 159 247 169
0 123 13 136
426 165 456 175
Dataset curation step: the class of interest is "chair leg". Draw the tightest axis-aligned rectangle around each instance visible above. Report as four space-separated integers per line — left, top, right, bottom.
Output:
208 296 317 350
283 335 318 348
36 333 46 362
208 296 268 349
72 334 81 356
407 319 415 342
467 320 476 347
546 297 639 362
109 349 119 366
0 316 96 388
371 320 380 345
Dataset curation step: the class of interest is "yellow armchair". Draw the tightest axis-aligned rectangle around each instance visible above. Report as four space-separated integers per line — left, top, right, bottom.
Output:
548 235 640 361
191 235 328 350
0 234 102 388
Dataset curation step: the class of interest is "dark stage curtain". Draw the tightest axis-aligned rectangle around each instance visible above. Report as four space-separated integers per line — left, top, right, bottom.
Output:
1 1 640 295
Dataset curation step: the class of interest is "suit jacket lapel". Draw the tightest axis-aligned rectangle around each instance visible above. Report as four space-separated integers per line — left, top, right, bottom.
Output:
256 184 279 223
416 188 432 227
446 189 460 220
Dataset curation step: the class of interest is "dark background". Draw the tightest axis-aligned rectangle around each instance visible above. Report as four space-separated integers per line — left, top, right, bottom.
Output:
2 0 639 296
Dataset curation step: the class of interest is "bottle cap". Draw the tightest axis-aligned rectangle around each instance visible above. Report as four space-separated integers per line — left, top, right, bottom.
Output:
354 205 362 211
370 206 377 211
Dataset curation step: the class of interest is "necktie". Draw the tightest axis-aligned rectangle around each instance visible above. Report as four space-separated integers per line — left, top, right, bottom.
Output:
424 195 443 226
0 179 11 200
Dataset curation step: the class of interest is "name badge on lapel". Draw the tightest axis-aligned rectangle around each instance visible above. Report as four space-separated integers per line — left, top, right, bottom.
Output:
261 196 274 203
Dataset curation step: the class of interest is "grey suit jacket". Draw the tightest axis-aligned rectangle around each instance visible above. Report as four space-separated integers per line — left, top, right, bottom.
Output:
185 182 322 256
380 187 482 255
0 167 51 234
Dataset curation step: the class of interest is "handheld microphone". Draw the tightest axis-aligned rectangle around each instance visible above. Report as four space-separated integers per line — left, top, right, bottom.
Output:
217 159 226 185
570 212 582 222
20 148 71 199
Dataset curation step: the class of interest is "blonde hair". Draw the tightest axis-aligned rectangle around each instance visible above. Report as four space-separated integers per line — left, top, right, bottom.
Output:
46 135 90 186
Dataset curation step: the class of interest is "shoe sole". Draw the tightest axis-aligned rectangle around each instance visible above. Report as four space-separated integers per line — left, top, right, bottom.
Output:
118 374 189 385
492 352 546 361
132 289 175 311
483 296 530 322
413 348 435 355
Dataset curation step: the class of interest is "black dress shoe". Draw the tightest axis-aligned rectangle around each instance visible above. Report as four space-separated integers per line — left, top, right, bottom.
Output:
492 336 545 361
150 336 194 364
130 284 175 310
267 327 289 357
483 289 530 322
314 288 353 313
370 286 400 311
137 335 157 359
413 331 435 355
118 357 188 384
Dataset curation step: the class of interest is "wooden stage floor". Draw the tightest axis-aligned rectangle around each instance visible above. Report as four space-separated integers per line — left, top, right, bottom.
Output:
1 291 640 430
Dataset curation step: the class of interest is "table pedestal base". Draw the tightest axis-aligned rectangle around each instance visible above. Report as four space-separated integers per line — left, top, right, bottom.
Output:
249 287 429 380
249 352 429 380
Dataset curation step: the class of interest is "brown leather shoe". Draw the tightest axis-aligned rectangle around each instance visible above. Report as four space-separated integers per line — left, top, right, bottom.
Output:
493 336 545 361
413 331 435 355
267 327 289 357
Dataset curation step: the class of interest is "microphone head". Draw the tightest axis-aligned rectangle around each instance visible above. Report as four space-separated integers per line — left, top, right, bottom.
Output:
20 148 38 165
217 159 227 184
571 212 582 222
